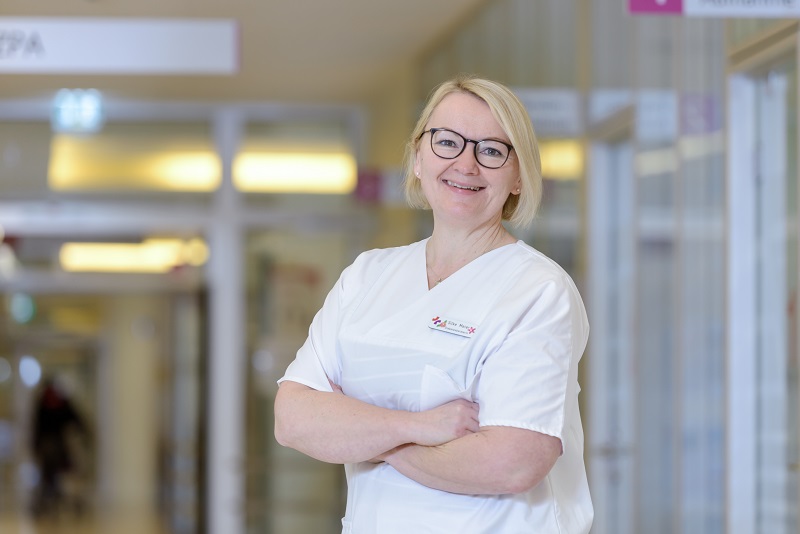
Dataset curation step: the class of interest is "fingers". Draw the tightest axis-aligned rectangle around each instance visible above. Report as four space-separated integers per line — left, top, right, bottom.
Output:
467 408 480 433
428 398 481 442
450 398 480 423
328 378 343 394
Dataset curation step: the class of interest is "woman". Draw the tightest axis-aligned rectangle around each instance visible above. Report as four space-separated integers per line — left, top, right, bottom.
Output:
274 75 592 533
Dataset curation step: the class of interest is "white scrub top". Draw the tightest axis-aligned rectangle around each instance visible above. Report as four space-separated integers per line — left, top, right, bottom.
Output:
279 239 593 534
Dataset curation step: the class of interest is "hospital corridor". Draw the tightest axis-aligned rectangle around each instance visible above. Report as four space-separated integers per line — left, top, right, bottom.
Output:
0 1 799 533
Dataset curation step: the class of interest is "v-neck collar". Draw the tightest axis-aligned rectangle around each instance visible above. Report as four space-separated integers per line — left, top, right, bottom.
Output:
420 237 520 292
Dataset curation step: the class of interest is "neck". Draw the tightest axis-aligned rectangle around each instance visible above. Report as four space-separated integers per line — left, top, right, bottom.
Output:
426 223 516 279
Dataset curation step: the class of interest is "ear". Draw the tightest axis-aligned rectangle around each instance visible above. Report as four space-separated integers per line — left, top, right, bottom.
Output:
512 177 522 195
413 153 421 179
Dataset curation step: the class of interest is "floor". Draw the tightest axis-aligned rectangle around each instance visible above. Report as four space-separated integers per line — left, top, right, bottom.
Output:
0 512 166 534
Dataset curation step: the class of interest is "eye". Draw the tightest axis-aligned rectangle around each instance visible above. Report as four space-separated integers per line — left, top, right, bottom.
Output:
478 142 507 159
436 138 459 148
431 130 464 152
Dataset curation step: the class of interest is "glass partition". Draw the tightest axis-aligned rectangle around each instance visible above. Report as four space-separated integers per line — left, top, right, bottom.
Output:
587 10 725 533
0 122 52 199
632 15 679 534
678 18 726 534
587 126 636 534
0 288 203 532
237 120 357 196
417 0 578 95
244 229 356 534
0 98 371 534
519 176 581 278
48 122 218 195
635 165 677 534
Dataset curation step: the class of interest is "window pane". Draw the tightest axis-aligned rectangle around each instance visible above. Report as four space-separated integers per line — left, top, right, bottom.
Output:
48 122 218 194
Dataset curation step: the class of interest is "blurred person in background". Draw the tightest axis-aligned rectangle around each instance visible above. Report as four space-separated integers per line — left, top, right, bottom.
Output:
30 376 91 519
275 75 592 533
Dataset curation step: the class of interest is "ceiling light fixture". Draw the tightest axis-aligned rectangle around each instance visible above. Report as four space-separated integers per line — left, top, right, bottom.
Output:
539 140 583 180
233 152 357 193
59 238 208 273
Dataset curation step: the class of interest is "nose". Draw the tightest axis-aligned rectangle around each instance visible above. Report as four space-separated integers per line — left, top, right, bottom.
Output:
453 141 480 173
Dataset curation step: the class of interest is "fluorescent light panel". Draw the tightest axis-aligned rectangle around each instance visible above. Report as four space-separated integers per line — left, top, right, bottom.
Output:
59 238 208 273
49 135 357 194
234 152 357 193
539 140 583 180
49 135 220 191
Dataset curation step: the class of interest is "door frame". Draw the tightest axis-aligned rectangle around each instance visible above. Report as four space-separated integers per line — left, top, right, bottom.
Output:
586 105 637 534
726 21 800 534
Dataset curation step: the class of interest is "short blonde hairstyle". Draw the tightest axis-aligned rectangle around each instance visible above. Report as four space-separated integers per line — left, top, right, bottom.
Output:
403 74 542 228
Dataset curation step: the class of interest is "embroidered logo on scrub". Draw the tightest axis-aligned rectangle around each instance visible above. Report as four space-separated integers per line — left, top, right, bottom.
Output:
429 316 477 338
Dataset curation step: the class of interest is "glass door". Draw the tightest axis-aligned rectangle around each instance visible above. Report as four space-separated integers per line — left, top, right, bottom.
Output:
245 228 357 534
634 114 678 534
0 233 205 534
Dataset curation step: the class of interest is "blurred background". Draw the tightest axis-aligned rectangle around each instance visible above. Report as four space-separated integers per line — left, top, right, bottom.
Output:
0 0 797 533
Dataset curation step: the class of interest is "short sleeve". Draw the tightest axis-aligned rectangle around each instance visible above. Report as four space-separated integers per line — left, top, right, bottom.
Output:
277 266 350 392
475 274 588 441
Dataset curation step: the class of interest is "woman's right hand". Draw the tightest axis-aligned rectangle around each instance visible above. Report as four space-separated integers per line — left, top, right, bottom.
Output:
412 398 480 447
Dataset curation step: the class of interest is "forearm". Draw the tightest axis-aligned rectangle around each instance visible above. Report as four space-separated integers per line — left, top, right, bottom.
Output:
382 426 560 495
274 381 417 464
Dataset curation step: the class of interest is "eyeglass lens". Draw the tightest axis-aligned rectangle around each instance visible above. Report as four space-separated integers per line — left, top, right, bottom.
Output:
430 128 509 169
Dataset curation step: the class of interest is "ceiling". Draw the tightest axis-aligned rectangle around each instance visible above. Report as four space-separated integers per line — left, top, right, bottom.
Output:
0 0 488 104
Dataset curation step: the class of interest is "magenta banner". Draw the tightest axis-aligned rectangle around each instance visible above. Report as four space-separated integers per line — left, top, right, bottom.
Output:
629 0 683 14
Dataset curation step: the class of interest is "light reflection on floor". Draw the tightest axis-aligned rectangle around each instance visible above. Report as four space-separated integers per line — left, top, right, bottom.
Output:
0 512 166 534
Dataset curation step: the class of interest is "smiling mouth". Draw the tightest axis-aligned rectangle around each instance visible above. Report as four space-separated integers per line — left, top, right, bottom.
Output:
445 179 484 192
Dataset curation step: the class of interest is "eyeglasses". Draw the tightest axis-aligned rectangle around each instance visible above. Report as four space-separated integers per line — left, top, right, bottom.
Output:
418 127 513 169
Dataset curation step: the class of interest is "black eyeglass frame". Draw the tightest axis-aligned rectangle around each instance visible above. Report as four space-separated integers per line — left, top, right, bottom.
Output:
418 127 514 169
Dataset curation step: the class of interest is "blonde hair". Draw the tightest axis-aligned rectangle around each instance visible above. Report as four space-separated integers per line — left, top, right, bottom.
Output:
403 74 542 228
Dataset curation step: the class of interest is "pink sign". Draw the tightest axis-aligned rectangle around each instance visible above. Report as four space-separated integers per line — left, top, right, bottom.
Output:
629 0 683 14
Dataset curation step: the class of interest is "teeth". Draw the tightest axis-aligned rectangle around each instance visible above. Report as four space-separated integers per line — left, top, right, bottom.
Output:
446 180 482 191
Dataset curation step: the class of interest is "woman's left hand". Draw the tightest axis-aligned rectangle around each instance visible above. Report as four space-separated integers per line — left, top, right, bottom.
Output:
328 378 344 394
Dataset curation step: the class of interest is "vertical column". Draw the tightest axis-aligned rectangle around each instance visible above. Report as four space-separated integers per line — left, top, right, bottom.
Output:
586 143 613 534
103 295 161 516
755 71 790 534
170 294 202 533
727 73 757 534
207 109 245 534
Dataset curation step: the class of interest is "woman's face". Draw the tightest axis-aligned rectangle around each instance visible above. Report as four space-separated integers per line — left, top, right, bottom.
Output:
414 92 520 229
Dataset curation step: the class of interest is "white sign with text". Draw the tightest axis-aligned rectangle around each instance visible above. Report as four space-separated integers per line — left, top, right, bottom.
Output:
0 18 238 74
685 0 800 17
513 88 582 138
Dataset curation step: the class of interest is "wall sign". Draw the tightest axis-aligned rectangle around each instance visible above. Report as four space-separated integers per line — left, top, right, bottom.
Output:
51 89 105 133
513 88 582 138
630 0 800 17
0 18 238 74
629 0 683 14
636 90 677 143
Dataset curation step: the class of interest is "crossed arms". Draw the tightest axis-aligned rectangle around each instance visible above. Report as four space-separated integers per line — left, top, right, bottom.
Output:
273 380 561 495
